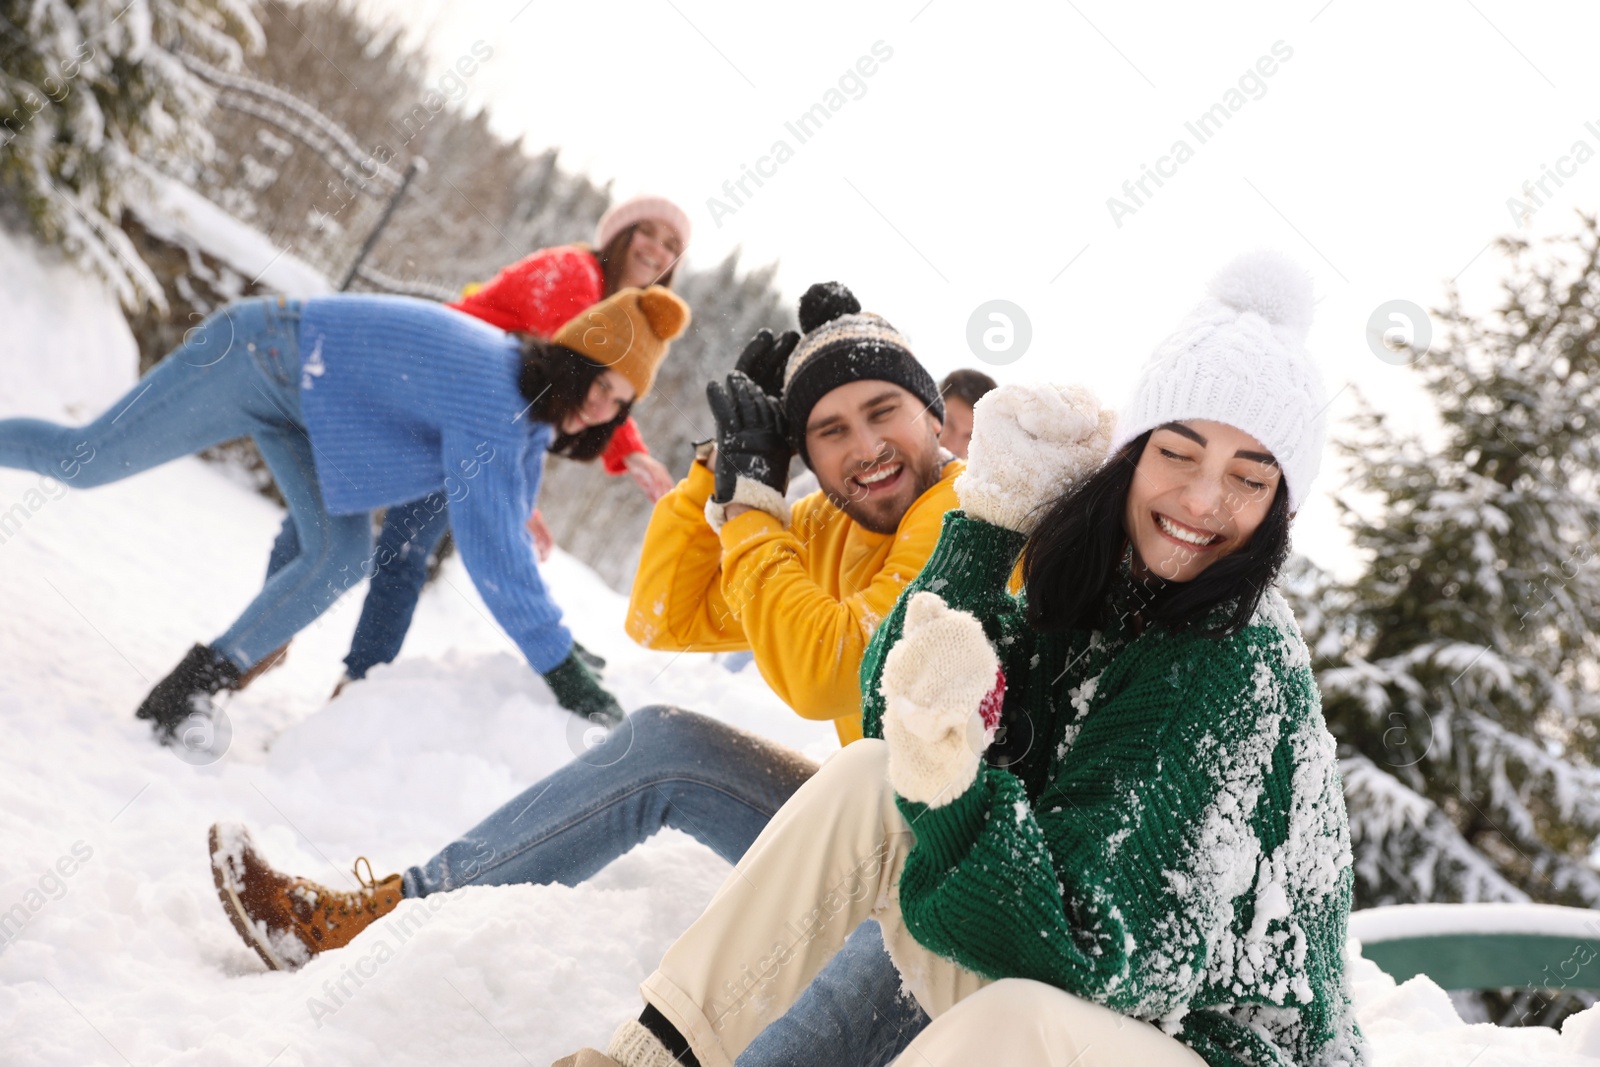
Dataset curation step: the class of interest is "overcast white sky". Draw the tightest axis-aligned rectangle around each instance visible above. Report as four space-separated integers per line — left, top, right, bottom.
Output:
350 0 1600 573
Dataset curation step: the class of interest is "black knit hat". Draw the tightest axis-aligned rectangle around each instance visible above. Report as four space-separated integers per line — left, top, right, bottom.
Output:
782 282 944 468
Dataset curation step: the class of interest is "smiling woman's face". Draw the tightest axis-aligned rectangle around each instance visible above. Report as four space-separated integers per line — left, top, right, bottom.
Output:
559 370 635 436
1122 419 1282 582
616 219 684 290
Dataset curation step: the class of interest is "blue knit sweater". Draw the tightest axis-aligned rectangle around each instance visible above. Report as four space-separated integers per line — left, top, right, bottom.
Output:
297 295 569 672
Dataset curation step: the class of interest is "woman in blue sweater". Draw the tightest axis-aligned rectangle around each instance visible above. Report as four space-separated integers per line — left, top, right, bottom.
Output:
0 285 688 741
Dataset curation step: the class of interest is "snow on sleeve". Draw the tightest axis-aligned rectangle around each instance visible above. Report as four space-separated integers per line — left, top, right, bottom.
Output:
1149 701 1282 1014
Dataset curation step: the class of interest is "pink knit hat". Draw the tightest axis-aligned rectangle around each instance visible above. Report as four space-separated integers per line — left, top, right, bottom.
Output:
594 195 692 253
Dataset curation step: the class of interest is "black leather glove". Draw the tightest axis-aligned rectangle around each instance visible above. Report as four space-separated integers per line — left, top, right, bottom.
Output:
734 328 800 398
705 371 793 524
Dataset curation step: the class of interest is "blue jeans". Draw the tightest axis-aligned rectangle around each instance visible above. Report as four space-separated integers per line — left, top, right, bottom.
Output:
736 920 929 1067
0 297 373 669
399 705 929 1065
402 705 818 893
267 492 451 679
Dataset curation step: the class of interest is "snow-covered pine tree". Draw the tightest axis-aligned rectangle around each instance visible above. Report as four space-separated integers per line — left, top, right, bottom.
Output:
133 0 795 591
193 0 614 297
0 0 262 306
1290 218 1600 933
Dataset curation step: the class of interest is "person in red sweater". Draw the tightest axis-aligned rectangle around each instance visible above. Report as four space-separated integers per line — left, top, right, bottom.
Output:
452 197 689 551
255 194 691 691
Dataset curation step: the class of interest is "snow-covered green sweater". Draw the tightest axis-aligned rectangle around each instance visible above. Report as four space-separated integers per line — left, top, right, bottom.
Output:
860 512 1367 1067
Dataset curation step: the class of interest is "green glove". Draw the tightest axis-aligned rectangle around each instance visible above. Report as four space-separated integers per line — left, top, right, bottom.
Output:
571 640 607 674
541 649 624 726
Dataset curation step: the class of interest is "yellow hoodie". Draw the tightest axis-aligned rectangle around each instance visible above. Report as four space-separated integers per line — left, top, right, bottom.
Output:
626 458 963 745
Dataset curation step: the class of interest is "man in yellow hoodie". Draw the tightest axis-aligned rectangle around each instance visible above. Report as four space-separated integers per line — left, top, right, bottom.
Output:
207 283 960 1010
627 280 958 745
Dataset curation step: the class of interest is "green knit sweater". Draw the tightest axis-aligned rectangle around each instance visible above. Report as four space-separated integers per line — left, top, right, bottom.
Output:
860 512 1367 1067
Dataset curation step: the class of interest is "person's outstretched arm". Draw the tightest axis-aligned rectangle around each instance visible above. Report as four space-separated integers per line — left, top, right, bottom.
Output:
443 429 573 672
626 459 749 653
600 418 645 474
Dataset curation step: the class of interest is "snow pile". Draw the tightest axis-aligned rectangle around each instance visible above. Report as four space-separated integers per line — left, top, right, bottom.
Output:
1350 952 1600 1065
128 166 333 300
0 446 829 1066
1352 902 1600 942
1 231 1597 1064
0 227 138 420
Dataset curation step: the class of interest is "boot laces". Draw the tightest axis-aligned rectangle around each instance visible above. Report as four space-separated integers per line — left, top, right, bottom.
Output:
351 856 380 894
307 858 385 920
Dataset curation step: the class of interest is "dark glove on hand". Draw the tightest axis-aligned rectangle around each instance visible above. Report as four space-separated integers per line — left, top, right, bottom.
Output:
706 370 792 503
570 639 607 674
733 328 801 398
541 649 624 727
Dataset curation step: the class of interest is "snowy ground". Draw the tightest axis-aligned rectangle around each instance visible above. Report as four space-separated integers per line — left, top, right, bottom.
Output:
3 229 1600 1064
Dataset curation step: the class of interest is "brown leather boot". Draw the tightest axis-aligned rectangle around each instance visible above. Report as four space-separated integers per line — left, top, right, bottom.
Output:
233 641 291 691
208 823 402 971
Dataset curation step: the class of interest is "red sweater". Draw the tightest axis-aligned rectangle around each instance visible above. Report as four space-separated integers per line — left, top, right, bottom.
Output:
448 245 646 474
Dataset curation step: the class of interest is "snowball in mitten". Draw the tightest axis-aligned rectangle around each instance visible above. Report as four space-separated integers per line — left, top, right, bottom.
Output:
880 592 1005 807
955 382 1116 533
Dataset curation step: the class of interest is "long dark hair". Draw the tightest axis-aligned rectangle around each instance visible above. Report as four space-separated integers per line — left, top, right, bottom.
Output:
595 223 678 293
516 337 632 461
1021 431 1293 638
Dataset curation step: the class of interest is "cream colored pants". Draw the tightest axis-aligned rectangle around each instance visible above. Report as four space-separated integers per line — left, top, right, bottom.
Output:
641 740 1204 1067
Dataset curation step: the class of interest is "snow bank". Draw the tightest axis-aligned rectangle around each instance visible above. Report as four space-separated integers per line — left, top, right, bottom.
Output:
128 169 332 299
1350 951 1600 1065
1352 902 1600 943
0 448 829 1066
0 227 138 420
0 232 1595 1064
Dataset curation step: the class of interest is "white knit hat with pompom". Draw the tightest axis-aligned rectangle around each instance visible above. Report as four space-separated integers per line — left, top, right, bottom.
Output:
1109 251 1327 511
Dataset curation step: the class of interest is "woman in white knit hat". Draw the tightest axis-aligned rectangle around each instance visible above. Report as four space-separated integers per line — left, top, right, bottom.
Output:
554 252 1367 1067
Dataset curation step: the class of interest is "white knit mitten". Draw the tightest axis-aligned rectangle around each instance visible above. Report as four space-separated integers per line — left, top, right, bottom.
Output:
604 1019 680 1067
880 592 1005 807
955 382 1116 533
